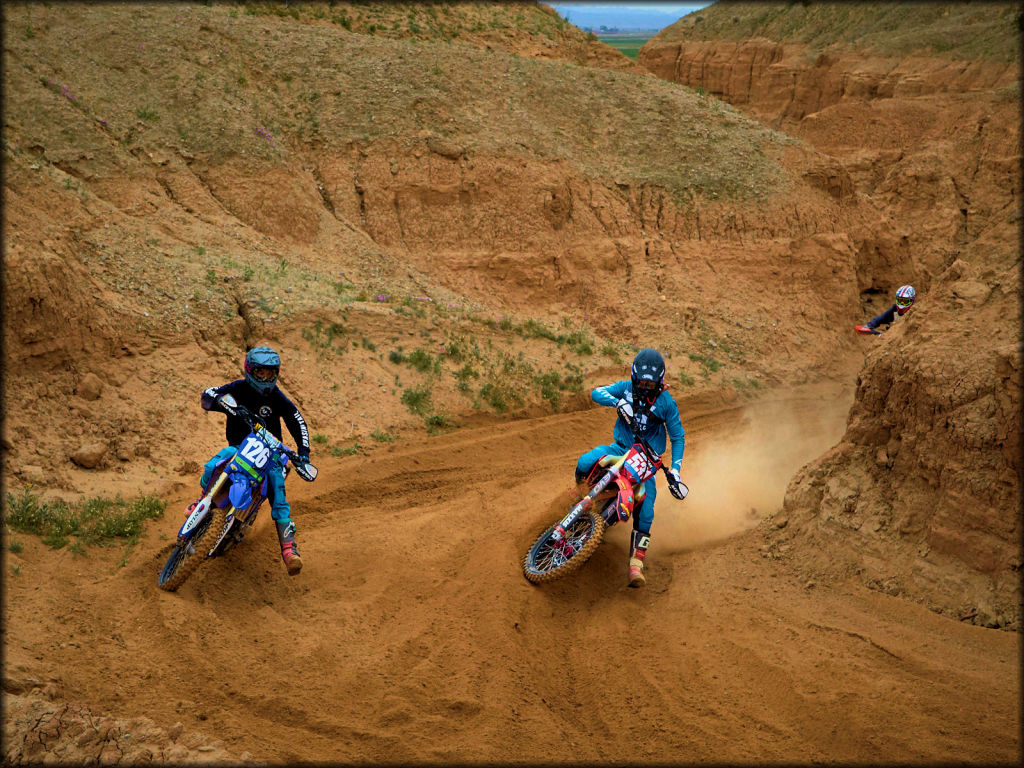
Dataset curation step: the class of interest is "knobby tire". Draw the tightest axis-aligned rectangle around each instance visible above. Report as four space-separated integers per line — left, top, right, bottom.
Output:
523 509 605 584
157 507 227 592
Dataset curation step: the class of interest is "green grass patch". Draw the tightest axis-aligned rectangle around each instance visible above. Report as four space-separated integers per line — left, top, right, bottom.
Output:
689 352 722 376
331 442 363 457
4 489 165 549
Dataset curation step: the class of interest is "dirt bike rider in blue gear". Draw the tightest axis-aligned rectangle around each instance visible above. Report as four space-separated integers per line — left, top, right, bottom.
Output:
856 284 916 335
195 346 311 576
575 348 687 588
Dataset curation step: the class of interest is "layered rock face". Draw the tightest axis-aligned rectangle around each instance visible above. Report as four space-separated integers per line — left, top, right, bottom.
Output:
642 7 1021 626
641 38 1018 126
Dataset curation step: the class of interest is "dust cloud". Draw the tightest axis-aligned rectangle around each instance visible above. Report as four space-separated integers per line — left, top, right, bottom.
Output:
656 388 853 553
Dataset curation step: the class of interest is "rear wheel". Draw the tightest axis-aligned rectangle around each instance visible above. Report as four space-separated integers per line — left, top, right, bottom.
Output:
523 510 604 584
157 507 226 592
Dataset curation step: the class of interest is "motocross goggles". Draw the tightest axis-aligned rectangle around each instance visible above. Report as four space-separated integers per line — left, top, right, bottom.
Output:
633 378 662 406
247 364 279 382
896 295 914 308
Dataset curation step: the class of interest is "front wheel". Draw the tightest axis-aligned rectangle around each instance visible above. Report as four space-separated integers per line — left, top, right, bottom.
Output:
523 510 604 584
157 507 226 592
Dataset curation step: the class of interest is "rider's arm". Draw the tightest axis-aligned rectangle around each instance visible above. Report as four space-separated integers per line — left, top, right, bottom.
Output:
866 305 897 330
201 382 236 412
276 391 311 459
662 393 686 472
591 380 629 407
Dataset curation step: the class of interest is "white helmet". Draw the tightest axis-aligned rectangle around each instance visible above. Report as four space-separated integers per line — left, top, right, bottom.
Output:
895 285 916 315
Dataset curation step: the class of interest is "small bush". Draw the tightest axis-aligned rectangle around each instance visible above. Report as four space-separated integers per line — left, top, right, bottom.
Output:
454 363 479 391
401 385 431 416
601 343 623 365
424 413 450 433
407 348 437 373
479 381 510 413
371 430 396 443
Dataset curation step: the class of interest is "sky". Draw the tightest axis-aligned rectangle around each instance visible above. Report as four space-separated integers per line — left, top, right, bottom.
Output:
548 2 712 31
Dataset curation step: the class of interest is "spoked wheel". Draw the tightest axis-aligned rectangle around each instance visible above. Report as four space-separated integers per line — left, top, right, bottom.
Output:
157 507 226 592
523 510 604 584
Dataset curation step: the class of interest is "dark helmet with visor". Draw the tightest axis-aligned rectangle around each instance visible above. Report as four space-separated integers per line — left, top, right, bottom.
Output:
631 348 666 410
244 346 281 394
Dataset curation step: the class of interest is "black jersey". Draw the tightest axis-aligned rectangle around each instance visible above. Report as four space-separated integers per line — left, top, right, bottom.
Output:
201 380 310 457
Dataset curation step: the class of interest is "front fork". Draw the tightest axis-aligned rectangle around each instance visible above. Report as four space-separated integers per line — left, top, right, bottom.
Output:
552 466 620 541
178 470 231 545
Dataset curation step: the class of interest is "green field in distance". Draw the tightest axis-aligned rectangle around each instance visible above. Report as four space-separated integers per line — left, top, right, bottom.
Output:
597 33 655 61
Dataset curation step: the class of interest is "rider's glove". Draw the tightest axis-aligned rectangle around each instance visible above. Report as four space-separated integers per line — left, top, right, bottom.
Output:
667 468 688 500
616 399 634 425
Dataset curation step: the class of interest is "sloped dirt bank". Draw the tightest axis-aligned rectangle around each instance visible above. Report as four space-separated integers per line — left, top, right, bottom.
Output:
639 5 1021 628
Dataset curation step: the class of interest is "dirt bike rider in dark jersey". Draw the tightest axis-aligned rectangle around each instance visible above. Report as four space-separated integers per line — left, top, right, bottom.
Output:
856 284 916 335
575 348 687 588
194 346 311 575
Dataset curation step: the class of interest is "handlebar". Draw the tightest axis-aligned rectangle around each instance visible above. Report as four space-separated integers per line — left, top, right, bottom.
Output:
626 418 674 482
217 395 318 482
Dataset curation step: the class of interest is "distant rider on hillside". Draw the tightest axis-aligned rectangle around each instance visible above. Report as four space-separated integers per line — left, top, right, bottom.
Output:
575 348 687 588
856 285 916 335
193 346 311 575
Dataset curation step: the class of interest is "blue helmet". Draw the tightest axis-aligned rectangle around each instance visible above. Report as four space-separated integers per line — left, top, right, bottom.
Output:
244 346 281 394
631 348 665 410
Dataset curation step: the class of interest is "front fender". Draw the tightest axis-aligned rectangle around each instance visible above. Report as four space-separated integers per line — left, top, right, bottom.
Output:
227 470 254 511
613 476 636 522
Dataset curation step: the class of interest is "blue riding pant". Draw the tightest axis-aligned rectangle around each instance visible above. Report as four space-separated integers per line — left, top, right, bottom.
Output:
577 443 655 534
202 446 291 523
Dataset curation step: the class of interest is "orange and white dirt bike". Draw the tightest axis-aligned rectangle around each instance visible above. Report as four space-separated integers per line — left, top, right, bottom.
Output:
522 423 686 584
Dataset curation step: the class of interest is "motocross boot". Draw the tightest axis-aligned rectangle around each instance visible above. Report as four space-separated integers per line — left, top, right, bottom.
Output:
276 520 303 576
628 529 650 588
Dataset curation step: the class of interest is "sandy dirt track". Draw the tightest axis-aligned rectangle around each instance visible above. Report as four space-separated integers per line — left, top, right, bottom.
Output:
4 383 1018 764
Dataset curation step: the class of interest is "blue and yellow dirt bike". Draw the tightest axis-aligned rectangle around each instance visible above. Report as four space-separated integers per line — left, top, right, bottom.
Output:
157 394 317 591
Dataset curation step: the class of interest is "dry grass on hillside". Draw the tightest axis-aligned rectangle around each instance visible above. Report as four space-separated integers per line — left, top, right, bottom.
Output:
3 2 789 203
656 0 1021 62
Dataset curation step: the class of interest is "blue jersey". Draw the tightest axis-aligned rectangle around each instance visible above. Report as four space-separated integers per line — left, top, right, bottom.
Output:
591 380 685 472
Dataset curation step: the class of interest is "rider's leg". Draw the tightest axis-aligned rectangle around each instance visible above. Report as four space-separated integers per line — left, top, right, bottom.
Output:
628 478 656 587
187 446 236 516
201 446 236 489
267 465 302 575
575 443 620 485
